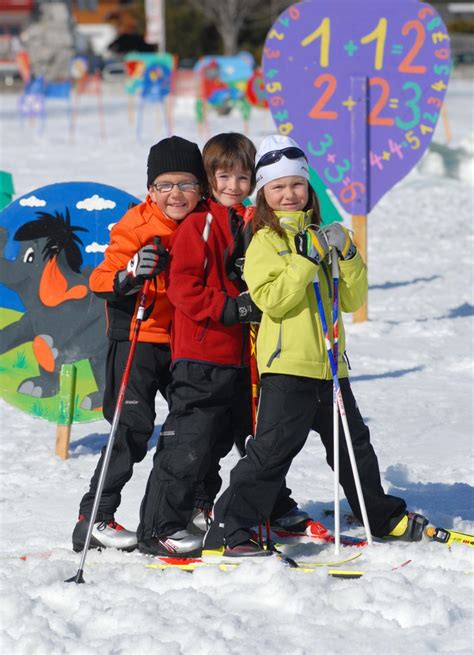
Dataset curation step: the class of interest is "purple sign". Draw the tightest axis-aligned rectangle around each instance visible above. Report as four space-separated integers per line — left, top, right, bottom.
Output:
262 1 451 213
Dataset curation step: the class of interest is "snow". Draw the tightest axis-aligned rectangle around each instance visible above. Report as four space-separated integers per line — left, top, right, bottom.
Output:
1 74 473 654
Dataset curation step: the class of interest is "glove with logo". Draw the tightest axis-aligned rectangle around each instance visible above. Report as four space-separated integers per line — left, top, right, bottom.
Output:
221 291 262 326
294 227 329 266
115 238 169 295
322 223 356 260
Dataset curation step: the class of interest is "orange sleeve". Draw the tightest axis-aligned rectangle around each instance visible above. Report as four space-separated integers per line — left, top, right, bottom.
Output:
89 211 142 298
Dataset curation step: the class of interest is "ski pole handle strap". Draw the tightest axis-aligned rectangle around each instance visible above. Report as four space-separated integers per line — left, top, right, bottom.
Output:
294 228 328 265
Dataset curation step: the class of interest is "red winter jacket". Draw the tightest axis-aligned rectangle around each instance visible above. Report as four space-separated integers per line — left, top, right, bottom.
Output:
166 199 249 367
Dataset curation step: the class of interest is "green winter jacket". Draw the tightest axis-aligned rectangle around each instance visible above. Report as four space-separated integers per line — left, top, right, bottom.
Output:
244 210 367 380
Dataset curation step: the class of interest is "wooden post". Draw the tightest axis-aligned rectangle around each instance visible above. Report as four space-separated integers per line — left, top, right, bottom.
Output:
55 363 77 460
352 214 368 323
350 76 369 323
441 102 452 145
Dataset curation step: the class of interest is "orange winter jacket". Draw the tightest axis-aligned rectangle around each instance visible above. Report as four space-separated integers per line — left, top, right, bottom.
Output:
90 195 190 343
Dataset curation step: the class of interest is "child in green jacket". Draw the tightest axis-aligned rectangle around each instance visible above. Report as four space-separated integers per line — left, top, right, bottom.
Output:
205 134 428 556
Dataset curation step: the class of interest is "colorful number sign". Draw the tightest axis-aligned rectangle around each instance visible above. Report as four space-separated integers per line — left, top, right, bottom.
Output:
262 1 450 213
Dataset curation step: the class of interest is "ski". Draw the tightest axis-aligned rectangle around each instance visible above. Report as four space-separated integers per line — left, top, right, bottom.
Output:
328 569 364 579
425 526 474 547
328 559 412 580
145 550 363 572
271 519 367 548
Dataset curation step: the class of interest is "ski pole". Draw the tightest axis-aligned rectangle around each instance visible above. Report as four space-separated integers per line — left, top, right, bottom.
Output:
331 249 341 556
249 324 263 547
313 276 373 547
249 322 260 431
66 267 155 583
249 322 277 552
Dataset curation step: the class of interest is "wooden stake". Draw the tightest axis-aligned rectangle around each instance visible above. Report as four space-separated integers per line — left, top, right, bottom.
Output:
55 364 77 460
441 102 452 145
352 214 368 323
350 76 369 323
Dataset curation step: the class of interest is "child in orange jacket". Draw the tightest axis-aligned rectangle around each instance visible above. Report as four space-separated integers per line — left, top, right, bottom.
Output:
72 136 207 553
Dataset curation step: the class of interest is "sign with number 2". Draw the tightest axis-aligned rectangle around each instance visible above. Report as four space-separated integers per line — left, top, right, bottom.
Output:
262 0 450 213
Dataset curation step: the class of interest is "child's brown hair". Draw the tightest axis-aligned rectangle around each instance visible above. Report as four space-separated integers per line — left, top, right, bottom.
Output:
203 132 257 195
254 184 321 236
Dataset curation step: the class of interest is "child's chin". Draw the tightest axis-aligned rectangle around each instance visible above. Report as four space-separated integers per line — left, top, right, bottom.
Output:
166 210 188 221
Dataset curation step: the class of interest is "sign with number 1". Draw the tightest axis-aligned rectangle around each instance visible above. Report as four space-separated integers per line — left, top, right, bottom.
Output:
262 0 450 213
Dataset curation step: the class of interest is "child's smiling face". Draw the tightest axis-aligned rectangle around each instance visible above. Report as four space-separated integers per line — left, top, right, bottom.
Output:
210 165 252 207
263 176 309 212
149 172 201 222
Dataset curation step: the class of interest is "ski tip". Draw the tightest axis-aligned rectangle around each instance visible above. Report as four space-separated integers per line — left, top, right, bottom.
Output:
328 569 364 579
425 527 436 539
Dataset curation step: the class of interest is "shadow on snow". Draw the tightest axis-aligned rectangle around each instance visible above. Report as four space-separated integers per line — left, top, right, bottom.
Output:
369 275 441 291
69 425 161 456
351 366 424 383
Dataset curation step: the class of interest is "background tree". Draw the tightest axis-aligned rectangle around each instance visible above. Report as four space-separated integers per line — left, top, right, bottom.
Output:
185 0 290 55
165 0 220 60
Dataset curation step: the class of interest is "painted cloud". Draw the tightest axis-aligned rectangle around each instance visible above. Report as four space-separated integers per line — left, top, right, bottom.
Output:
86 242 108 254
76 194 116 211
19 196 46 207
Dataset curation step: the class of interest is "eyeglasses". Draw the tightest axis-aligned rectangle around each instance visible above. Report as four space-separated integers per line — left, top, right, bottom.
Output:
152 181 200 193
256 147 307 170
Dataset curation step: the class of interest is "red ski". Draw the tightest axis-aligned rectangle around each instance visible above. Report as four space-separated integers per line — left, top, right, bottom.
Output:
271 519 368 548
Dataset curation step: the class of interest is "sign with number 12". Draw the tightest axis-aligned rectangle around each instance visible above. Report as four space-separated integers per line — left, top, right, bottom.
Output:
262 0 450 213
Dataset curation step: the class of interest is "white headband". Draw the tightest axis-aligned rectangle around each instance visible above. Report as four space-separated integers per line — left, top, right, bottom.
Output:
255 134 310 192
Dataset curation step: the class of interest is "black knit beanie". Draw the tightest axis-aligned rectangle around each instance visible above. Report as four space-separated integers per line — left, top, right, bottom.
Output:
147 136 206 188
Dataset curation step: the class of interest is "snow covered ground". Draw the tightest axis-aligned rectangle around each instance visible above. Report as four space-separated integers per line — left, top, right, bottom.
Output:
0 73 473 654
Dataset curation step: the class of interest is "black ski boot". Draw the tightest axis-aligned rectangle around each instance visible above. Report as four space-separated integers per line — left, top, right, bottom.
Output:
384 512 428 542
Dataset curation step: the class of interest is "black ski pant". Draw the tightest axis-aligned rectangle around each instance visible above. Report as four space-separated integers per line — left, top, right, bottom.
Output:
78 340 171 522
208 374 407 547
137 362 298 541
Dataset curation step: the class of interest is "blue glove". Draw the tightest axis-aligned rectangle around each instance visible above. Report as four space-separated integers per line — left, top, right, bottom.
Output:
322 223 356 260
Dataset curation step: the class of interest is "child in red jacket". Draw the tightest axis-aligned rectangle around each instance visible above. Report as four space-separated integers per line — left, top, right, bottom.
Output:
137 132 259 556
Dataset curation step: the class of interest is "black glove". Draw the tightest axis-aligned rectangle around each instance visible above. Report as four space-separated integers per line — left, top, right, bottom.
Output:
294 227 328 265
115 238 169 295
221 292 262 326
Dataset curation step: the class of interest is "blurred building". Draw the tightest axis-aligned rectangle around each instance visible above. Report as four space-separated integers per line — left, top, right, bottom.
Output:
20 2 75 80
